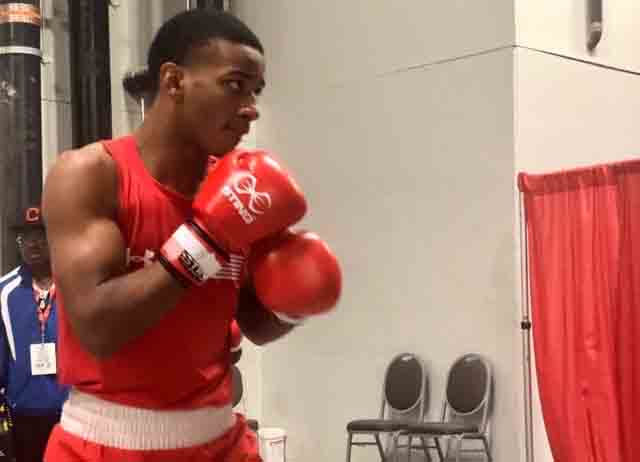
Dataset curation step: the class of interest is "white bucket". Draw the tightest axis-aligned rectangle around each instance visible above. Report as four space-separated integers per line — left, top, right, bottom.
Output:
258 427 287 462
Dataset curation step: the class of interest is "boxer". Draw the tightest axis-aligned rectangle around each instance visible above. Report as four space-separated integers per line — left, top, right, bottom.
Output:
41 9 341 462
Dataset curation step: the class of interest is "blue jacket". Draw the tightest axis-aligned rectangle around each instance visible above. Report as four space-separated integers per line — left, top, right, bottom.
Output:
0 265 68 416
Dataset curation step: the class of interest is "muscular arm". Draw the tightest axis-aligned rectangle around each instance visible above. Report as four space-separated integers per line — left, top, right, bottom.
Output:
43 145 185 359
235 283 294 346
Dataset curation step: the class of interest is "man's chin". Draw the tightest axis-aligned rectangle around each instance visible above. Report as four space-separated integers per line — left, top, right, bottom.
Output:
26 256 49 267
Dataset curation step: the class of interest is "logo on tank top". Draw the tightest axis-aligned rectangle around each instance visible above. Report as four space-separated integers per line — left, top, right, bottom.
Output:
222 174 272 224
126 248 245 281
126 248 156 267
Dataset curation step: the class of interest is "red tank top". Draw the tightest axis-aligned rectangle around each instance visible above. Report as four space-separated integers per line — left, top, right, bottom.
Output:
57 135 241 410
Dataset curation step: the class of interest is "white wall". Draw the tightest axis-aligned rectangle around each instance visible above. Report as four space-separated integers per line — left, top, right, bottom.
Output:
516 2 640 459
515 46 640 462
516 0 640 72
233 1 520 462
515 49 640 174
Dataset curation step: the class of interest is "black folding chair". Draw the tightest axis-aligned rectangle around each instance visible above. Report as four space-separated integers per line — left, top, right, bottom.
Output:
393 353 493 462
346 353 429 462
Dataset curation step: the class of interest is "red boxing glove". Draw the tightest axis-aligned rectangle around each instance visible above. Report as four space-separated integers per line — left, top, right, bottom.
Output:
249 230 342 324
194 150 307 253
159 150 307 286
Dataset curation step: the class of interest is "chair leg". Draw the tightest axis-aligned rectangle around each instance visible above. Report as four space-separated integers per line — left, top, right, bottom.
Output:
482 436 492 462
454 436 464 462
374 433 386 461
419 436 432 462
407 435 413 462
390 432 402 462
432 437 444 462
346 432 353 462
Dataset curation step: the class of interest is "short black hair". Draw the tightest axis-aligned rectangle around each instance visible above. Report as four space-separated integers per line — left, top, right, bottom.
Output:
147 9 263 95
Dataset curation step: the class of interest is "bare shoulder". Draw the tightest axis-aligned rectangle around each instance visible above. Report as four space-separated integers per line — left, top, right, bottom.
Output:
43 142 118 225
47 142 115 183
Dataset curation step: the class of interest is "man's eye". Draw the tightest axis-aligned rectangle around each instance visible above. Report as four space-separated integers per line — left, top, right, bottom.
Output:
226 80 242 92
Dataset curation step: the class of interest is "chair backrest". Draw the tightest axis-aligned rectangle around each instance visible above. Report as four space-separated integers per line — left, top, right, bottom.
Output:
380 353 427 420
444 353 492 432
231 365 243 408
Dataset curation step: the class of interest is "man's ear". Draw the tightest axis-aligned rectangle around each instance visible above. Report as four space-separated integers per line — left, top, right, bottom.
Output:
158 62 185 100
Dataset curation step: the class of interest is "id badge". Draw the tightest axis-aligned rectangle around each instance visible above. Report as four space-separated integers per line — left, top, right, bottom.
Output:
30 343 56 375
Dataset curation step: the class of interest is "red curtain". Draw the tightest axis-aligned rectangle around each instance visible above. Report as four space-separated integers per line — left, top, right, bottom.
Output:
519 159 640 462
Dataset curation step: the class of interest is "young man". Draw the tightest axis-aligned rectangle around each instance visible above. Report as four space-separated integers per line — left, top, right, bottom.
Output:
0 206 68 462
42 9 340 462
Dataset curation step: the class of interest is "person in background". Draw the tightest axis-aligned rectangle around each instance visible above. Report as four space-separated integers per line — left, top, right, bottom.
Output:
0 205 68 462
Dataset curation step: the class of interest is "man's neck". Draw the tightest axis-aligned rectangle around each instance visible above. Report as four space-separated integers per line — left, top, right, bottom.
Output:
30 266 52 290
134 113 210 197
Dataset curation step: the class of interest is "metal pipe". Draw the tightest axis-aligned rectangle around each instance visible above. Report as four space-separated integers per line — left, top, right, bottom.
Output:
587 0 603 51
0 0 43 272
519 191 534 462
68 0 112 148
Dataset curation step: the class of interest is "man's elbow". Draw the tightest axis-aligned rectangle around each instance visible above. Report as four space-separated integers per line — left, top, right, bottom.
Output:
242 330 279 347
236 286 295 346
236 315 294 346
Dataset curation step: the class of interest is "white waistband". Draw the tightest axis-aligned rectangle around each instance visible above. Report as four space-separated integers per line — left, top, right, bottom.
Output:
60 389 235 451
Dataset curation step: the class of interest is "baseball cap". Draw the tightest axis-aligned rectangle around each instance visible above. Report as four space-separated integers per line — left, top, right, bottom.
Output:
11 205 45 230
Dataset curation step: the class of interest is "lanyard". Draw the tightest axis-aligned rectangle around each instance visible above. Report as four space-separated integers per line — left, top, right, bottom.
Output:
33 282 55 344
